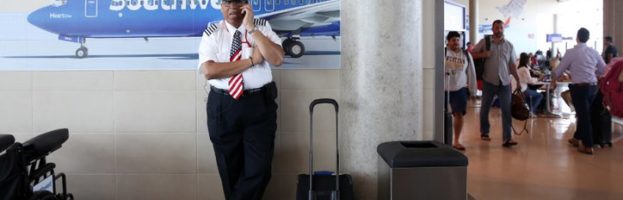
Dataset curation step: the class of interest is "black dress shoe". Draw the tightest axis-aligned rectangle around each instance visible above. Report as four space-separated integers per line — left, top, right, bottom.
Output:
502 140 518 148
578 146 594 155
568 138 579 147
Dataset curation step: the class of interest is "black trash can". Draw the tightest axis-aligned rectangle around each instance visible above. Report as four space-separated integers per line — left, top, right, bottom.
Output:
377 141 468 200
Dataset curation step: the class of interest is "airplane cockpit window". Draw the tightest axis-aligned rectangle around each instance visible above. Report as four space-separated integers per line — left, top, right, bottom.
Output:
50 0 68 7
111 0 123 7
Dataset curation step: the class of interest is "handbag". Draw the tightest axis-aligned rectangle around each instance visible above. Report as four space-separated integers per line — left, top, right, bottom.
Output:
511 88 530 135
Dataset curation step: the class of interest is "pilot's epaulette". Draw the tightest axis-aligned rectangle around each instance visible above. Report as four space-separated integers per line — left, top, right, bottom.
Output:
253 18 267 26
204 23 218 37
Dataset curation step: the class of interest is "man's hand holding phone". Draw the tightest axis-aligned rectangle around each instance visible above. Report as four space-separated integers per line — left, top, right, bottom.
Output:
241 4 255 31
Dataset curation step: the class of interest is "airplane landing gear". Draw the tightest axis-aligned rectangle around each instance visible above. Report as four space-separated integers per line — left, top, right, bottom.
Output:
282 38 305 58
75 39 88 58
75 47 88 58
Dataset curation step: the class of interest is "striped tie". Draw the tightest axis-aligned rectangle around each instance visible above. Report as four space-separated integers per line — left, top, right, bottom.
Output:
229 30 244 99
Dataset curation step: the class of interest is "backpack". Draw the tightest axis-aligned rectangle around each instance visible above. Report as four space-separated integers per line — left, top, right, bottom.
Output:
473 35 491 80
600 59 623 118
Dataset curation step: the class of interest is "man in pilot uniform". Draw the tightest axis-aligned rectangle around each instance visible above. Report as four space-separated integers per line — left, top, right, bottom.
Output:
197 0 284 199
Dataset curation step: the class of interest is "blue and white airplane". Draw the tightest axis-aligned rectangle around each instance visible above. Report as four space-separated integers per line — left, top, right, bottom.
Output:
27 0 340 58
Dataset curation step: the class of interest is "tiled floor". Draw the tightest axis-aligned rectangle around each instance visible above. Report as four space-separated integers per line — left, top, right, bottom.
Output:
459 105 623 200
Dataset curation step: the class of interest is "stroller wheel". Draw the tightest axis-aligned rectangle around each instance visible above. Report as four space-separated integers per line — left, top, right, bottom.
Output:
29 191 60 200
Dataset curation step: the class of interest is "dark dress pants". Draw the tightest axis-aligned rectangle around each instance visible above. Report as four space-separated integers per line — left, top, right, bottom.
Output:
207 82 278 200
569 84 597 147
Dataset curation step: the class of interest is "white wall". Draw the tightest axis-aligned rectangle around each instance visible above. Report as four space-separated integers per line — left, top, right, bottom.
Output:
474 0 603 54
1 1 440 199
0 69 340 200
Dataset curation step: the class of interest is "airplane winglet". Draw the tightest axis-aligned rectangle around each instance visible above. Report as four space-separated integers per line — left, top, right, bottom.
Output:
504 17 511 28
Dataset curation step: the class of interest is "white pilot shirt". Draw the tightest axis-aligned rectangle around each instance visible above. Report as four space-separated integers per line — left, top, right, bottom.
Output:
198 20 282 90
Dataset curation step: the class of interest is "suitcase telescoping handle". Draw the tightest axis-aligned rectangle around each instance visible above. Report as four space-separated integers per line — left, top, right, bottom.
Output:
308 98 340 200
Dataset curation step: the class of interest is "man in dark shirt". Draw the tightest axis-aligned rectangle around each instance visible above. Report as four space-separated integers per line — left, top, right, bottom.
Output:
603 36 618 64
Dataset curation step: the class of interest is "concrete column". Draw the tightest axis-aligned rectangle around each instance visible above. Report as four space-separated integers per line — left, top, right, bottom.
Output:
552 14 557 55
469 0 479 43
341 0 428 198
604 0 623 51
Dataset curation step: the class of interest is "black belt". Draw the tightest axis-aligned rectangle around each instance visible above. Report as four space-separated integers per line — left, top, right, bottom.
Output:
571 82 597 87
210 83 270 96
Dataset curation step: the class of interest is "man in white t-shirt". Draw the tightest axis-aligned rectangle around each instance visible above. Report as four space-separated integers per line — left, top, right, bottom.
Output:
445 31 477 151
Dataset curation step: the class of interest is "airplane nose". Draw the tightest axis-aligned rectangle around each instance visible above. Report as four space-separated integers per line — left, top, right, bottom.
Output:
27 8 47 30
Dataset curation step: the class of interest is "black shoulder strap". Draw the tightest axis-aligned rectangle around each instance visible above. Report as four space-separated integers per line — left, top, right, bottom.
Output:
463 49 471 60
485 35 491 51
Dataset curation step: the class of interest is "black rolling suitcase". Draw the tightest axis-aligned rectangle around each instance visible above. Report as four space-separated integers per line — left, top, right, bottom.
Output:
592 91 613 147
296 98 354 200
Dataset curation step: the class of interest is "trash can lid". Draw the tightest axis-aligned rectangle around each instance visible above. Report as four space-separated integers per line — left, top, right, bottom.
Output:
377 141 468 168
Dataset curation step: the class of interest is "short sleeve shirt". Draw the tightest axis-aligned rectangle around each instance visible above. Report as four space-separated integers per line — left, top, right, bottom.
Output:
473 38 517 86
198 20 282 89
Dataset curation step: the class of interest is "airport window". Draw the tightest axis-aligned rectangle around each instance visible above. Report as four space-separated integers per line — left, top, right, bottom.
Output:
276 0 280 5
291 0 295 5
284 0 288 5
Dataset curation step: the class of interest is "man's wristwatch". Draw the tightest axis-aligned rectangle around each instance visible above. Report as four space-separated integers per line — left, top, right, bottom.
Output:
248 26 259 34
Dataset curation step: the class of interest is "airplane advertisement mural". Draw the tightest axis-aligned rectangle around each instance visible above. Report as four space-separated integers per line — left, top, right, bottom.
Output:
0 0 340 70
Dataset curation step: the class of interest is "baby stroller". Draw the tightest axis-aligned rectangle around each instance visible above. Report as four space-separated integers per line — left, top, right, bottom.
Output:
0 128 74 200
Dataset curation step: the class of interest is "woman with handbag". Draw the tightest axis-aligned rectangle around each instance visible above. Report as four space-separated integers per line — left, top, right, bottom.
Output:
517 53 543 117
